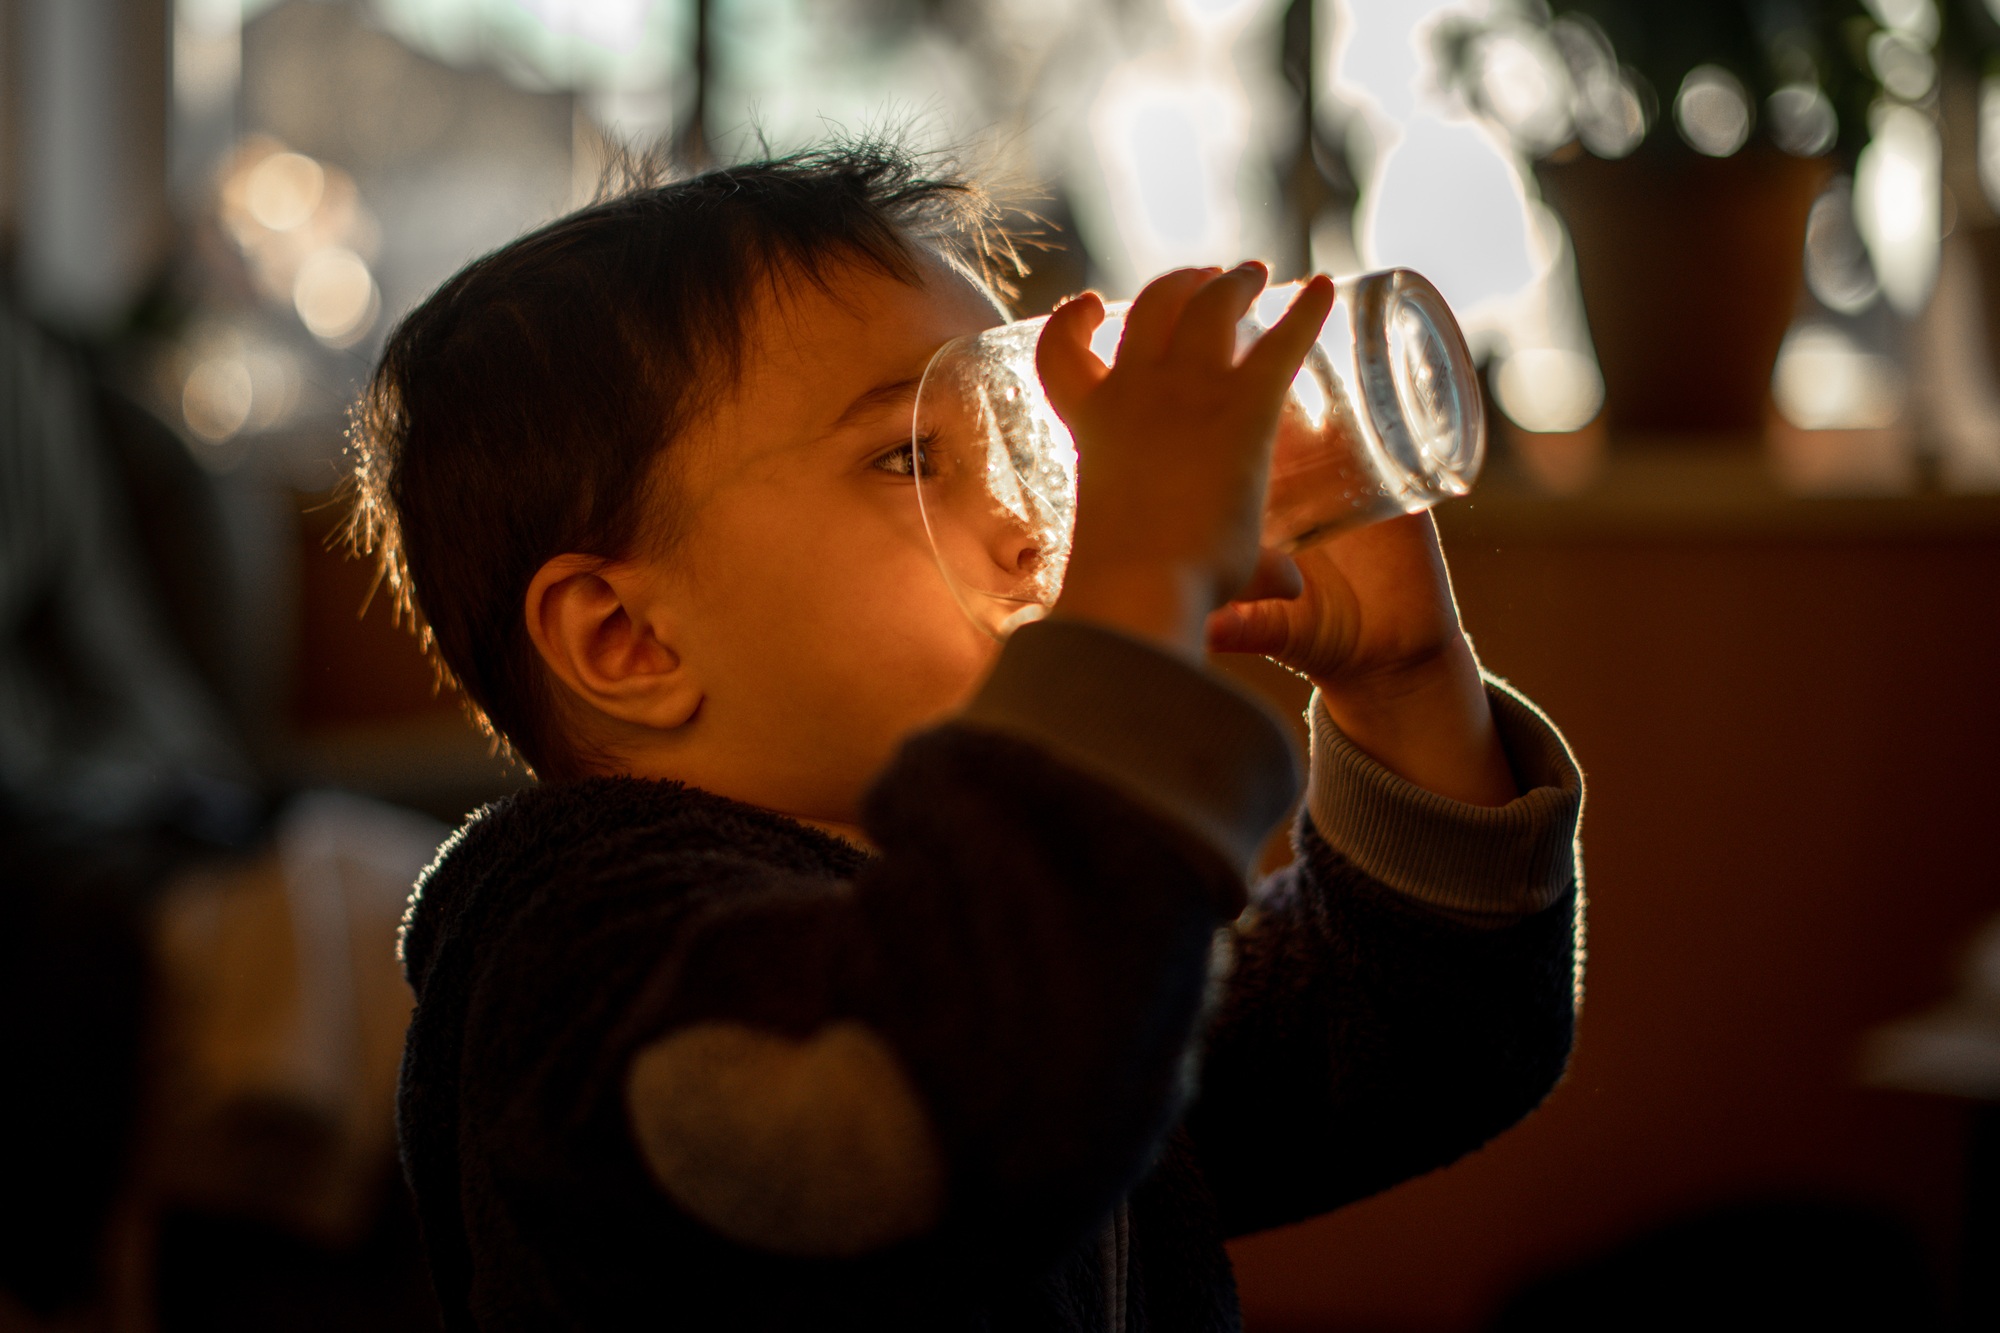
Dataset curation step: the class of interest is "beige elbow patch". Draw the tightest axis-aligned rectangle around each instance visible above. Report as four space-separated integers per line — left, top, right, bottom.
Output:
625 1019 946 1257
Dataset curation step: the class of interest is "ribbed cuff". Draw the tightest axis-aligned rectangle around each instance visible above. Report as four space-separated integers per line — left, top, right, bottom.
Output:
1306 675 1583 923
956 620 1301 876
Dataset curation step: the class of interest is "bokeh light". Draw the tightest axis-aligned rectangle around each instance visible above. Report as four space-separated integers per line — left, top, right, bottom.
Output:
1767 84 1838 158
1868 31 1937 103
1330 0 1604 441
373 0 684 97
1557 17 1647 161
1855 102 1942 317
1469 26 1572 159
151 0 1996 484
1360 116 1539 317
173 324 306 460
1863 0 1940 44
213 135 384 349
1092 69 1250 281
1083 0 1264 295
1674 65 1751 158
243 150 326 231
292 246 380 345
1981 77 2000 214
182 356 255 443
1167 0 1263 35
1773 326 1905 431
1494 348 1605 434
514 0 658 49
1805 179 1882 315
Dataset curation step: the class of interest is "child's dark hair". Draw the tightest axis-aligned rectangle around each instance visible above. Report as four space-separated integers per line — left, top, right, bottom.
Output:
351 138 1016 779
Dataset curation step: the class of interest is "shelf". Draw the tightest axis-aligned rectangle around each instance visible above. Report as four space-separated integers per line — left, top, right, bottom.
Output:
1439 438 2000 545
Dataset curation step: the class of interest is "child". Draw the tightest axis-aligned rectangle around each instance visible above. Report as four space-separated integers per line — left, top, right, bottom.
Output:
358 142 1584 1332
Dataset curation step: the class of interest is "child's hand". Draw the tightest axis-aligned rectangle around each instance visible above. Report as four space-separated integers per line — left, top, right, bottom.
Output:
1037 263 1336 659
1208 513 1519 806
1205 512 1456 687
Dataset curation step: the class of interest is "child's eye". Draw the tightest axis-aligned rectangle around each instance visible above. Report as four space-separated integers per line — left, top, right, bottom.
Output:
872 432 936 478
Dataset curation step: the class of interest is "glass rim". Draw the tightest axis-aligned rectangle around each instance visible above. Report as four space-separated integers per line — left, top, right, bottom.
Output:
1350 268 1484 487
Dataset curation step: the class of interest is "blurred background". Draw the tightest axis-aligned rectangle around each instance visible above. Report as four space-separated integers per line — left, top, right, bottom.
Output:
3 0 2000 1328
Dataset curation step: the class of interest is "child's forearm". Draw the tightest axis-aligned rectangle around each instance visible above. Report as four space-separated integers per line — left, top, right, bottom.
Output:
1188 671 1583 1237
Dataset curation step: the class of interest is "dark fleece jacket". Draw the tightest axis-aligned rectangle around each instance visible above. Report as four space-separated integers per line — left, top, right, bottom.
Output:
397 621 1583 1332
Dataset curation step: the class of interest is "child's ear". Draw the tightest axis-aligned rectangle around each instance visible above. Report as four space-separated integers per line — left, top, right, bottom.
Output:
525 554 701 732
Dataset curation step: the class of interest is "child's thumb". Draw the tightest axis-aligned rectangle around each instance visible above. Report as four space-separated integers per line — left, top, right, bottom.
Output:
1205 598 1297 660
1036 292 1110 419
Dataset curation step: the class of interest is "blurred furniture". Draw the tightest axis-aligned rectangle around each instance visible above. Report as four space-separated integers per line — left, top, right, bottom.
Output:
1219 445 2000 1330
1862 915 2000 1105
0 301 459 1331
1860 911 2000 1327
153 791 444 1248
0 299 257 1327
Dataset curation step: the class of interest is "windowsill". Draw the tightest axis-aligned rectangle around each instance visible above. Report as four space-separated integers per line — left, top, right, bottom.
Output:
1438 435 2000 543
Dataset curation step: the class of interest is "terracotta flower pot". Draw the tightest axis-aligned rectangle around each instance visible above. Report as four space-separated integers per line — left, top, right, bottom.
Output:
1537 148 1830 435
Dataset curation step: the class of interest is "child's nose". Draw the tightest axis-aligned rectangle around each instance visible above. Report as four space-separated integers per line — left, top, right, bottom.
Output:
990 524 1042 579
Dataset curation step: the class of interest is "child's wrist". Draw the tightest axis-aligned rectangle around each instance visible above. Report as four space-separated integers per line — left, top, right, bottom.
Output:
1312 642 1518 807
1311 638 1478 714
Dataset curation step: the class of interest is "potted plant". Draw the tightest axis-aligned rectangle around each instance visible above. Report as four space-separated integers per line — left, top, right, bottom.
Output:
1436 0 1997 437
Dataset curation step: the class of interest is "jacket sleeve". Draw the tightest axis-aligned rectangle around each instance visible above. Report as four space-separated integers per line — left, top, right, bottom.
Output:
1182 678 1586 1239
486 620 1300 1288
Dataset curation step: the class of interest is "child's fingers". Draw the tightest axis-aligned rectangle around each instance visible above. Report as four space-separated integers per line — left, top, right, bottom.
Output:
1240 273 1336 398
1166 261 1270 369
1206 551 1305 654
1035 292 1111 417
1241 274 1336 393
1117 267 1220 367
1204 597 1300 660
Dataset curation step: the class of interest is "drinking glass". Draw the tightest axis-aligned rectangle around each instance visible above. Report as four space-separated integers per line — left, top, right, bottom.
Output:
911 268 1484 638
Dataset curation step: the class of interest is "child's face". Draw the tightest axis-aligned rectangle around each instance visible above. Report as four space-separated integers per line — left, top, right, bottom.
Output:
620 247 1013 824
